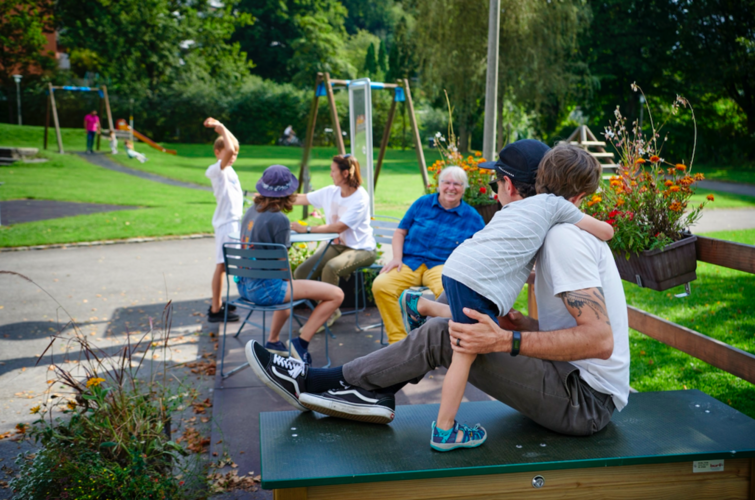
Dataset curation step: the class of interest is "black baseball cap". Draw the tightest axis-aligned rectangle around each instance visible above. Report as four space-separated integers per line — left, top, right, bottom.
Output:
478 139 551 185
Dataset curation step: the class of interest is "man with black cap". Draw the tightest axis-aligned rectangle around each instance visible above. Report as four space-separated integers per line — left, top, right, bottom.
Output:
245 140 630 440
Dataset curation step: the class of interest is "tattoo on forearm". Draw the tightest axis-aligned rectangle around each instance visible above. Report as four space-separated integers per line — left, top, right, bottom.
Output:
558 288 610 325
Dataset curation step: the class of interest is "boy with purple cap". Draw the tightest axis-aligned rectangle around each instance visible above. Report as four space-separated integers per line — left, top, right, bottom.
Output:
400 141 614 451
239 165 344 364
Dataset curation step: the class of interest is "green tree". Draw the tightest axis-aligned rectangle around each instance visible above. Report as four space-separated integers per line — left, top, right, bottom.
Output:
378 39 388 73
364 43 378 75
0 0 55 85
288 6 356 86
386 15 416 81
56 0 252 94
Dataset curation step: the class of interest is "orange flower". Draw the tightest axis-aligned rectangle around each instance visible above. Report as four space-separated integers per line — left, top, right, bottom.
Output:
707 194 715 201
664 180 674 187
650 155 661 163
616 198 625 206
695 173 705 181
635 158 646 164
669 186 680 192
475 151 482 157
675 163 686 171
669 201 682 212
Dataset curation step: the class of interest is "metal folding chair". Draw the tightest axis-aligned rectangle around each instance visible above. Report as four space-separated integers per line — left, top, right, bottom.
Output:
340 215 400 346
219 242 332 379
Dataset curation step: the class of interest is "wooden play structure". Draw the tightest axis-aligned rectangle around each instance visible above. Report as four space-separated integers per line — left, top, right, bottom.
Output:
44 83 115 154
560 125 619 174
297 73 429 205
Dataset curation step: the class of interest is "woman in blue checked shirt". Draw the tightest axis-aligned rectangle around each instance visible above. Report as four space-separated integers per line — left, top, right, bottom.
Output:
372 166 484 343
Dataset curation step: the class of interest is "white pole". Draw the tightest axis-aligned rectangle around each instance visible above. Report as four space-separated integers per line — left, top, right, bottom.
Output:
482 0 501 160
13 75 22 125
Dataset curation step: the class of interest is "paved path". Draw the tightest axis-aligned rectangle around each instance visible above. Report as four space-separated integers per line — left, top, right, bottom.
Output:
697 180 755 197
76 152 211 191
690 208 755 234
0 238 480 498
0 199 139 225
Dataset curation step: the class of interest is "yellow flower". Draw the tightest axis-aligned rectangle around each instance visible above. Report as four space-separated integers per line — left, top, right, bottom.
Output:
30 405 41 414
67 400 77 410
296 243 307 249
297 220 308 226
86 377 105 389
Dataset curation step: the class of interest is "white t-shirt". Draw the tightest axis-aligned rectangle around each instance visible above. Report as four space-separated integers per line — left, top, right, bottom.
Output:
306 185 376 251
443 194 584 315
535 224 630 411
205 160 243 229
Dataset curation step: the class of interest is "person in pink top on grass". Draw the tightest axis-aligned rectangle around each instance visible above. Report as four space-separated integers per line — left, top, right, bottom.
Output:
84 110 100 154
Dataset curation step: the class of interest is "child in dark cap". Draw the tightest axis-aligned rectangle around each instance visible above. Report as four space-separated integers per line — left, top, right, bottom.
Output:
238 165 344 364
400 141 615 452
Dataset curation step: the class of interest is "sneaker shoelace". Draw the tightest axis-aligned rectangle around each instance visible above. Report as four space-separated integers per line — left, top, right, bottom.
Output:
272 354 305 379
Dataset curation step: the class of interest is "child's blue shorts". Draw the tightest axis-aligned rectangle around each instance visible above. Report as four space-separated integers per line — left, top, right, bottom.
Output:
441 275 499 324
237 277 287 306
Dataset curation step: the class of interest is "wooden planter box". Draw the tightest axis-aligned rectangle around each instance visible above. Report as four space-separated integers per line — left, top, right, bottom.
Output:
473 202 501 224
613 234 698 291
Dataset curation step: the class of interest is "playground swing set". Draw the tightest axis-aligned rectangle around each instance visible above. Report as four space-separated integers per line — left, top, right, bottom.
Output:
43 82 176 155
297 72 429 217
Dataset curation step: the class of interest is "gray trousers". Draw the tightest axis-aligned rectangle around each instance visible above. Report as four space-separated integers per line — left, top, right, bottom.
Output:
343 317 615 436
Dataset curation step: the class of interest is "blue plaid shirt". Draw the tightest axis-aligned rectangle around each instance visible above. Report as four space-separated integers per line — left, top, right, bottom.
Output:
399 194 485 271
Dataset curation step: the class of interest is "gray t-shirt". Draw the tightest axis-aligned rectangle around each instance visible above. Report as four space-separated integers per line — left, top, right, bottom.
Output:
239 204 291 248
442 194 583 315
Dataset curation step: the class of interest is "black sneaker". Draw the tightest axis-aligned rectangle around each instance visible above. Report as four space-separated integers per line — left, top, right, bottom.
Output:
299 383 395 424
245 340 309 412
223 301 237 312
207 305 239 323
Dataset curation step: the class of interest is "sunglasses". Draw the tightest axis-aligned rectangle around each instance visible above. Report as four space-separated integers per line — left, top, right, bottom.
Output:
488 177 503 194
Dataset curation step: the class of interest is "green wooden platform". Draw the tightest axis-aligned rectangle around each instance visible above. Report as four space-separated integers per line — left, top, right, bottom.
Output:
261 390 755 498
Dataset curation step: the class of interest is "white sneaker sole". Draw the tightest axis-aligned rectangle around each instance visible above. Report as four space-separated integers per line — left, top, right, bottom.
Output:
245 341 308 412
299 393 394 424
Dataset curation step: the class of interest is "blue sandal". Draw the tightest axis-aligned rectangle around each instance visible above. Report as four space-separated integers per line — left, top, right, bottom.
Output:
431 420 487 451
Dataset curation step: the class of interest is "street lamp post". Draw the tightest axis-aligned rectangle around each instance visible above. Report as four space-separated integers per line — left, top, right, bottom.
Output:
12 74 22 126
482 0 501 161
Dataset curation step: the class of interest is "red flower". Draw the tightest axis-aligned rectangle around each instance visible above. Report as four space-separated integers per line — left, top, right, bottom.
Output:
479 186 487 194
493 194 498 200
608 209 622 218
607 219 616 225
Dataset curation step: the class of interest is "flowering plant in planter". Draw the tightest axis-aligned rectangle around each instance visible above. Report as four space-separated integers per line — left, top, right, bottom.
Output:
583 83 713 258
425 92 497 208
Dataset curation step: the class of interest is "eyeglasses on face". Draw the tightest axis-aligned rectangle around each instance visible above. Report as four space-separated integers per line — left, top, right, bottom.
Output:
439 180 464 188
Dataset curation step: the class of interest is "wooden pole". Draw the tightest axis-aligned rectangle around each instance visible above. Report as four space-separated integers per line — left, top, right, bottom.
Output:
102 85 115 134
44 92 50 150
323 73 345 155
298 74 322 219
403 79 428 188
48 83 64 154
374 95 397 188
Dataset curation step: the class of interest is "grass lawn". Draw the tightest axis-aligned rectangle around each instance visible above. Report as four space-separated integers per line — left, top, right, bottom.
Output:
694 163 755 186
623 228 755 419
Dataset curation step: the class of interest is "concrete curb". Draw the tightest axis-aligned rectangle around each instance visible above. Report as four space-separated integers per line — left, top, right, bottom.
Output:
1 233 213 253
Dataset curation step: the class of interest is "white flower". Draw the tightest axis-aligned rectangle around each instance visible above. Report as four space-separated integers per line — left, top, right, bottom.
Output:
631 81 639 92
435 132 441 138
604 128 615 139
440 137 446 142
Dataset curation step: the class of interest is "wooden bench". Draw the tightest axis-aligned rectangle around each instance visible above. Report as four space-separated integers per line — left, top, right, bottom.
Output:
261 390 755 499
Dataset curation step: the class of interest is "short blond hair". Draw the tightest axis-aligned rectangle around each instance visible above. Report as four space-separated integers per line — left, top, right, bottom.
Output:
214 136 239 152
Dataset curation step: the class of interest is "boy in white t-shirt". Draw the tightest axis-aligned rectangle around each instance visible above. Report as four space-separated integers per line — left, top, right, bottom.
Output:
401 142 614 451
204 117 244 323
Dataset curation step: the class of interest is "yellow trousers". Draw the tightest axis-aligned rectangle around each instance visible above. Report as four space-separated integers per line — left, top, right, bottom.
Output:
372 263 444 344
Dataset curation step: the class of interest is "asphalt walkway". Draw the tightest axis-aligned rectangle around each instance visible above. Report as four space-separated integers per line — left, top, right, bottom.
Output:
75 152 211 191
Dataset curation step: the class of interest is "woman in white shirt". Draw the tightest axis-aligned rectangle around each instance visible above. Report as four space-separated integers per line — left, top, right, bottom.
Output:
291 154 377 325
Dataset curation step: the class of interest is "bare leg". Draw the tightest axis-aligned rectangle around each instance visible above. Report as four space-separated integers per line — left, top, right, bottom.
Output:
437 351 477 442
267 280 344 343
417 297 452 319
210 263 225 313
